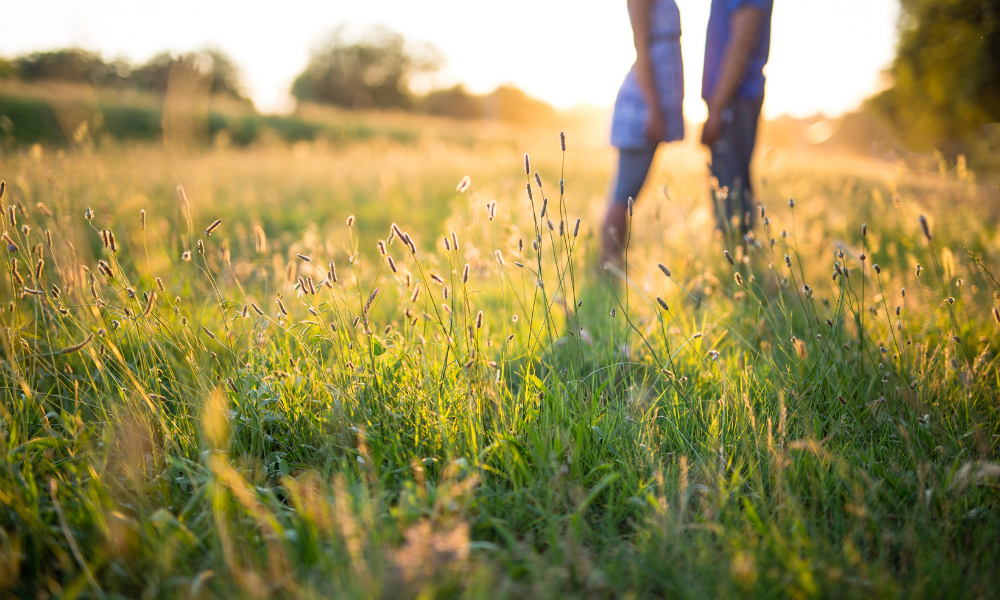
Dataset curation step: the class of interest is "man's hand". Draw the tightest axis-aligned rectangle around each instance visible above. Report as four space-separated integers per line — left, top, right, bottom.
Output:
701 107 723 146
646 110 666 146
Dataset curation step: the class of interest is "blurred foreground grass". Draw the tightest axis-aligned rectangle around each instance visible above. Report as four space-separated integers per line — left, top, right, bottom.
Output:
1 120 999 599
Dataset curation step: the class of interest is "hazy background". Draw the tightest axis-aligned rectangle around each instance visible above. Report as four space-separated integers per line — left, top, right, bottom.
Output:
0 0 899 120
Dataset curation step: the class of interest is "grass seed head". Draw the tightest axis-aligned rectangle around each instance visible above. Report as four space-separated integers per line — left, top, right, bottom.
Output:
862 222 867 237
725 250 734 265
251 302 264 316
495 249 505 265
463 264 469 283
205 219 222 237
60 333 94 354
456 175 471 193
443 235 451 251
734 272 743 286
540 197 547 217
788 198 795 208
451 230 459 250
410 283 420 302
918 214 932 241
253 225 266 254
560 131 566 151
525 182 533 201
524 153 530 176
139 209 146 231
534 172 542 188
276 298 288 316
387 256 397 273
628 196 634 217
993 307 999 323
329 261 338 283
378 240 386 256
873 264 881 273
196 239 204 254
656 297 669 311
476 310 483 329
201 326 216 339
915 264 922 276
346 215 355 227
573 218 581 237
34 258 43 280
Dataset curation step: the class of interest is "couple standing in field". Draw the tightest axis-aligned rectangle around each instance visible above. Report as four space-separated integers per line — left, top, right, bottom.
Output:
602 0 774 266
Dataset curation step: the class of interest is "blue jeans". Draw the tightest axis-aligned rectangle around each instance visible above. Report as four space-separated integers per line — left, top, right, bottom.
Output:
710 96 763 233
611 148 657 206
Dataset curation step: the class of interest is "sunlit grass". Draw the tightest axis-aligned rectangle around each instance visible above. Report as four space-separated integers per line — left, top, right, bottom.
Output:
1 124 998 599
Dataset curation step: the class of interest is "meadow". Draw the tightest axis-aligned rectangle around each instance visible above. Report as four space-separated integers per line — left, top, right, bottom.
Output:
1 114 999 599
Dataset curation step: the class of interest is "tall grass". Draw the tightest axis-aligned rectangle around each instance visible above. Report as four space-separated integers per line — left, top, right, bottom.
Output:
0 128 998 599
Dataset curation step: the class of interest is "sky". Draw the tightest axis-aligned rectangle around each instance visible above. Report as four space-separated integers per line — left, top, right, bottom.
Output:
0 0 900 121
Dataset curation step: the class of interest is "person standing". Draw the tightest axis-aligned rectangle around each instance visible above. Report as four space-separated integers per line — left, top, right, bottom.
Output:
700 0 773 234
602 0 686 267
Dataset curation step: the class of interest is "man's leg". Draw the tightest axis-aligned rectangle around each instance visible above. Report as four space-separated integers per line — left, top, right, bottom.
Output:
602 148 657 267
710 97 763 234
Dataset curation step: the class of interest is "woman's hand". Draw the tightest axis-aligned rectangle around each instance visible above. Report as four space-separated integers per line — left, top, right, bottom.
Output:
645 109 666 146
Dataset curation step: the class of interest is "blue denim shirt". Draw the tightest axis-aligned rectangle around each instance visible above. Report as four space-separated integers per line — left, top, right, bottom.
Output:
702 0 773 102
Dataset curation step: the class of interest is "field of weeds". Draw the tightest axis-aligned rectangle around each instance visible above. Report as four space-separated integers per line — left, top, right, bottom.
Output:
1 123 999 599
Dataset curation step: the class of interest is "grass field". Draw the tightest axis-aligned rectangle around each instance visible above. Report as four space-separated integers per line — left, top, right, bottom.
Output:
1 116 999 599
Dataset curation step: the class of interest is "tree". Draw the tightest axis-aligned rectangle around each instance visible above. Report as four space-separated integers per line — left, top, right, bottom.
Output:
868 0 1000 159
291 27 442 110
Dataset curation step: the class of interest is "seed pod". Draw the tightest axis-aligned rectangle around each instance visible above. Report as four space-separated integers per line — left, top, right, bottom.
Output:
141 290 156 317
205 219 222 237
60 333 94 354
918 214 932 241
